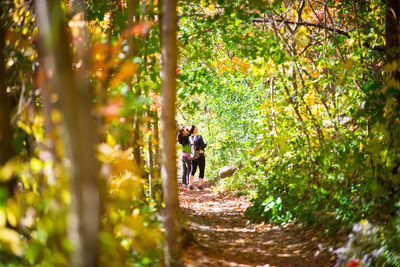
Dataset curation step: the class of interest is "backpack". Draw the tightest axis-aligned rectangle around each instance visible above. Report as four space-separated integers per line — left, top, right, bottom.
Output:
188 136 200 160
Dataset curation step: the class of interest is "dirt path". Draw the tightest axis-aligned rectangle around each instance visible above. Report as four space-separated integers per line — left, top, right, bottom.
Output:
179 181 336 267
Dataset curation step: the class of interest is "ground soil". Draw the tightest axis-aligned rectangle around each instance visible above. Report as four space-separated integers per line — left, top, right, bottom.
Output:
179 181 336 267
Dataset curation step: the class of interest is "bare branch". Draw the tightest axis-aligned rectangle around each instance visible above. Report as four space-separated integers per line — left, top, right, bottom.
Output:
252 18 351 37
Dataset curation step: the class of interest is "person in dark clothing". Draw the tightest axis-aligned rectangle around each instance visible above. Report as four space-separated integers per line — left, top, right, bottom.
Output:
188 125 207 190
178 126 193 186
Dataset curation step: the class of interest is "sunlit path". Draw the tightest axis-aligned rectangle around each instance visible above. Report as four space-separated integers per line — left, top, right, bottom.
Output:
179 182 335 267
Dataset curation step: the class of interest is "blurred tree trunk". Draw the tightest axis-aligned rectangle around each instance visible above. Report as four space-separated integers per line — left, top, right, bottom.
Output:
386 0 400 101
0 9 14 165
160 0 183 265
0 5 17 195
37 56 56 157
35 1 100 267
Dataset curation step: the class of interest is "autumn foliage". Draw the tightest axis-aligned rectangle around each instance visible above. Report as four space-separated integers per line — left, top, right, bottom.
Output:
1 0 400 266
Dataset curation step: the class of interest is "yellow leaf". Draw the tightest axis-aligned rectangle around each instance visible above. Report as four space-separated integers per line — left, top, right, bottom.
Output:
7 210 18 228
32 115 44 142
30 157 43 174
17 120 31 134
0 210 6 229
62 190 71 205
0 159 17 181
106 134 117 147
6 199 20 228
0 228 24 256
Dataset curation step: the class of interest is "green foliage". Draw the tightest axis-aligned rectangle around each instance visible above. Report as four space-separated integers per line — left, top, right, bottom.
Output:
177 0 400 265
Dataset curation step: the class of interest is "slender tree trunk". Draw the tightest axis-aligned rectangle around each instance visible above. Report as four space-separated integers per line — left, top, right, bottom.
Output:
269 78 280 154
154 0 163 191
147 109 154 198
128 0 143 164
160 0 183 265
0 5 17 195
97 1 115 142
143 21 155 198
35 1 100 266
153 111 161 177
152 109 162 200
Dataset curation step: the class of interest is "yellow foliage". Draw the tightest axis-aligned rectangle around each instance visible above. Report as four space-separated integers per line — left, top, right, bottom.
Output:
17 120 31 135
310 70 320 78
136 139 146 146
0 210 6 229
32 115 44 142
343 58 356 71
30 157 43 174
0 228 24 256
0 159 19 182
117 176 141 201
6 199 20 228
106 133 117 147
304 91 316 107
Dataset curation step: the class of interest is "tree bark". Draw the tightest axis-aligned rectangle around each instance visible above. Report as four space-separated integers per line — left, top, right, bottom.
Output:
147 109 154 198
152 109 162 200
0 9 15 166
35 1 100 266
386 0 400 103
37 55 57 157
0 5 17 196
160 0 183 265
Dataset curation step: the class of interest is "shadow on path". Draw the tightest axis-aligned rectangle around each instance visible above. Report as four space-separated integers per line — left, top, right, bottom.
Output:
179 181 335 267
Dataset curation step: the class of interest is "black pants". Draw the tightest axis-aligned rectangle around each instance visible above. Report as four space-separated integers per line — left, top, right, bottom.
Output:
181 156 191 184
190 154 205 179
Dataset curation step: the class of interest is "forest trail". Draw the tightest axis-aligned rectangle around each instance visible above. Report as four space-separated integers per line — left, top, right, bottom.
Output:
179 181 336 267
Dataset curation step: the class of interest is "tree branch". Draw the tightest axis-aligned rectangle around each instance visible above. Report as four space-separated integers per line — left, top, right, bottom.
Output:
252 18 351 37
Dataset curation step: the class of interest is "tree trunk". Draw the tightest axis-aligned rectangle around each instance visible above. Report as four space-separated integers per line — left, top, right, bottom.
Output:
37 56 56 157
0 5 17 195
152 109 162 201
153 111 161 179
0 10 15 165
160 0 183 265
35 1 100 266
96 1 115 142
147 109 154 198
128 0 143 164
386 0 400 101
